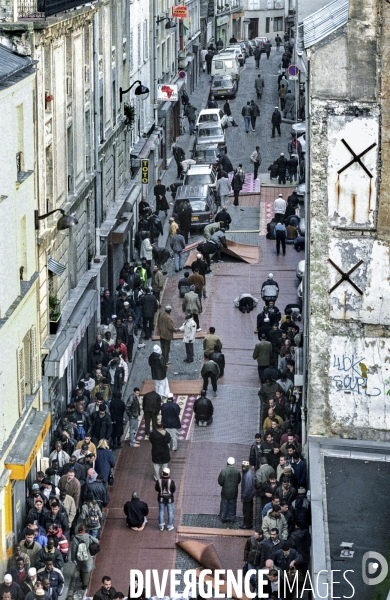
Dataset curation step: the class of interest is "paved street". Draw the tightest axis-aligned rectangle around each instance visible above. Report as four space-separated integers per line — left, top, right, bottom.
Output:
74 47 302 598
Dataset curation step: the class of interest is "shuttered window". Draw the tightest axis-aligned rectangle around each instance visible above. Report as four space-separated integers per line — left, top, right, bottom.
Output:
30 325 39 393
17 347 26 416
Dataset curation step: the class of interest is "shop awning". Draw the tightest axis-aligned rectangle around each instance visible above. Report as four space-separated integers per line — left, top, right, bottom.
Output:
5 411 51 480
48 257 66 276
44 289 98 378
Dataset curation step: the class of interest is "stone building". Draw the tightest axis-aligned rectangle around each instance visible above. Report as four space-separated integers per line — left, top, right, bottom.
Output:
0 0 142 433
0 45 51 568
244 0 285 40
299 0 390 594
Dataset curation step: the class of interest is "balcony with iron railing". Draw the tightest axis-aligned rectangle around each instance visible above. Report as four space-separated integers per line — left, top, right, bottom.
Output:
17 0 91 19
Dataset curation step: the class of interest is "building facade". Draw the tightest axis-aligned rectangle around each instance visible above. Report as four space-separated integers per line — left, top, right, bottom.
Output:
244 0 285 40
0 45 50 569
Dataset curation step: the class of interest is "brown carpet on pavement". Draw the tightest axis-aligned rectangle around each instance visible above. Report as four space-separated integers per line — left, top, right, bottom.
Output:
140 380 203 396
227 193 260 208
222 240 260 264
89 440 190 595
177 540 224 572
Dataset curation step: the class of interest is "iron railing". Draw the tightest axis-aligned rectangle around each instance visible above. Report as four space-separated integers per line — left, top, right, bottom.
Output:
18 0 89 19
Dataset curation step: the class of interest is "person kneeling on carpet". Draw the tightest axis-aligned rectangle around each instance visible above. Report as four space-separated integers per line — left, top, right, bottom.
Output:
123 491 149 531
193 390 214 426
234 293 259 313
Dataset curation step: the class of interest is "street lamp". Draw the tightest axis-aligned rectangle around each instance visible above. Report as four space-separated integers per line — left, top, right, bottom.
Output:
35 208 78 231
119 80 150 104
156 16 177 28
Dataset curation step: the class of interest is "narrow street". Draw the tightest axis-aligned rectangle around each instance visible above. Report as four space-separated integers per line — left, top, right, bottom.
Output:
86 47 301 596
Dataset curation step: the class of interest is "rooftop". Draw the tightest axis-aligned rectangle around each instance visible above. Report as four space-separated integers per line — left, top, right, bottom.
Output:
0 45 37 87
301 0 349 48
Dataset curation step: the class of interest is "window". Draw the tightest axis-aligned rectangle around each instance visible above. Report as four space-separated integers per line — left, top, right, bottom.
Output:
267 0 273 7
17 347 26 416
143 20 149 60
129 29 134 73
266 17 270 33
137 23 142 67
248 0 259 8
273 16 283 31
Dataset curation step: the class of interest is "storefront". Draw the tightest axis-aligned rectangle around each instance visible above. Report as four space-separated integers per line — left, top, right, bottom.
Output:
44 286 101 431
4 411 51 551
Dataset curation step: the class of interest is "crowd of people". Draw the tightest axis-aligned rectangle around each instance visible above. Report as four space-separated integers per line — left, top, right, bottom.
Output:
0 32 311 600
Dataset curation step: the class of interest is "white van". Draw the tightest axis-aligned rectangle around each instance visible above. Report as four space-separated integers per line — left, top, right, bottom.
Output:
211 53 240 82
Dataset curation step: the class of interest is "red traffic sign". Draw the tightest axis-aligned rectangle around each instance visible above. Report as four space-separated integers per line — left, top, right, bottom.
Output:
288 64 299 77
178 70 187 79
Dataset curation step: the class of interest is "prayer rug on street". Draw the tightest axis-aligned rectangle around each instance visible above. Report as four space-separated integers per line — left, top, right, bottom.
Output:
134 393 198 442
228 172 260 194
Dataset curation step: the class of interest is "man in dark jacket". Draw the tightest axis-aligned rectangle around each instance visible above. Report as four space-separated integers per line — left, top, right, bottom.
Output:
36 560 64 597
217 153 234 174
84 471 110 508
155 467 176 531
89 405 112 446
250 100 260 132
184 103 197 134
123 491 149 531
210 345 225 377
177 200 192 244
42 503 69 539
193 391 214 426
249 434 262 471
262 528 284 565
143 390 162 437
0 574 25 600
264 40 272 58
215 208 231 231
92 576 117 600
274 542 302 572
240 461 255 529
241 102 252 133
254 74 264 99
125 387 141 447
149 422 171 481
288 521 311 574
244 529 264 569
161 394 181 452
138 288 158 341
154 179 169 216
271 107 282 138
253 46 261 69
218 457 241 523
201 359 220 397
35 538 63 571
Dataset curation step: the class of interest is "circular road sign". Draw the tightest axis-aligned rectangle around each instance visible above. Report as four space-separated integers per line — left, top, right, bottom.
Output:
288 64 299 77
178 70 187 79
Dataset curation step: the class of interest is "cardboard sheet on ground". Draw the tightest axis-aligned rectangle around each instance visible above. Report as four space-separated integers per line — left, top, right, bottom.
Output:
222 240 259 264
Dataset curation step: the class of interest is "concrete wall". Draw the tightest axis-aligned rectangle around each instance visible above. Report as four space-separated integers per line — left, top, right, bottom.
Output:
306 0 390 440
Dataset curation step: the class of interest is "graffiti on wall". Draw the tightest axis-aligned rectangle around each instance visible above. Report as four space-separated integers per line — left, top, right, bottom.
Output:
332 353 381 396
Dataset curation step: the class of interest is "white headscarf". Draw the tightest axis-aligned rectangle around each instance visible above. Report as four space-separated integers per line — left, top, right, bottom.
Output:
153 345 162 354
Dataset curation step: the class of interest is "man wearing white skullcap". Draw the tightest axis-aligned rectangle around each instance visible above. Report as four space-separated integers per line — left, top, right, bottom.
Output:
217 458 241 523
148 344 170 399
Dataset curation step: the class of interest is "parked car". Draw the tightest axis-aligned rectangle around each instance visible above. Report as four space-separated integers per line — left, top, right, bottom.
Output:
255 37 268 52
298 279 303 300
192 144 219 166
210 74 238 98
239 41 249 57
296 259 305 281
243 40 253 55
294 182 306 202
211 53 240 81
194 122 227 153
219 47 245 66
298 217 305 236
196 108 228 129
183 164 218 191
173 184 216 229
291 121 306 138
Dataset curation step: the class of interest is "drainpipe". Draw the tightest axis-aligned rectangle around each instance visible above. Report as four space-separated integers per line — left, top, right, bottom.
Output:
153 0 159 127
93 10 102 324
301 54 310 455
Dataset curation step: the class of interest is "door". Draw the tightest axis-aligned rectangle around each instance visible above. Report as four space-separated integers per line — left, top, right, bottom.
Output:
12 480 26 545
